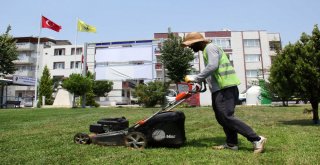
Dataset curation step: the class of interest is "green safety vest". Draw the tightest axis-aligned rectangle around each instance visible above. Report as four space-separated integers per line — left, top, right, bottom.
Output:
203 46 240 89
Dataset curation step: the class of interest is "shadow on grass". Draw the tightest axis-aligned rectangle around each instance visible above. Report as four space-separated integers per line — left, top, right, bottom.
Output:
279 119 319 126
185 136 225 147
185 137 253 151
147 137 266 152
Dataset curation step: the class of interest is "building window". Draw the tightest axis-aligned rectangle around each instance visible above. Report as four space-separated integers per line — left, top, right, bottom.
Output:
269 41 281 51
17 65 34 71
53 62 65 69
18 53 28 60
54 48 65 56
243 39 260 47
75 61 81 68
245 54 261 62
211 38 231 49
71 48 83 55
246 69 260 78
70 61 81 69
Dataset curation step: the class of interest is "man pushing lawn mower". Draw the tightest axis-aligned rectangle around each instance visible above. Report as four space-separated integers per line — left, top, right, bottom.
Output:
183 32 266 153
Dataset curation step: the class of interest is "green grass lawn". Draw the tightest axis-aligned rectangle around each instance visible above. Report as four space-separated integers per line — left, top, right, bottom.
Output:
0 105 319 165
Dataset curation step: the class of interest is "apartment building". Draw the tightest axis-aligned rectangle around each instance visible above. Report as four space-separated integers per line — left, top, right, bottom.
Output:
154 30 281 105
2 37 76 106
40 44 93 79
2 37 57 106
154 30 281 94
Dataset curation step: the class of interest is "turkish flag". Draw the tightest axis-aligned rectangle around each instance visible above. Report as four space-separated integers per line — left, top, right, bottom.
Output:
41 16 61 32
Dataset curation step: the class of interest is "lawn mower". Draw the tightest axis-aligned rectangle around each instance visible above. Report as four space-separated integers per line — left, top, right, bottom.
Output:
73 82 206 149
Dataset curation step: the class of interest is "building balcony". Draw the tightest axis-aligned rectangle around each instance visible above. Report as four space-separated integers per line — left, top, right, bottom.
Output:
16 43 36 51
13 56 35 64
13 70 35 77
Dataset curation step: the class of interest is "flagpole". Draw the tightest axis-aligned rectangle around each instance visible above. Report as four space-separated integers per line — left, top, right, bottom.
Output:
74 17 79 72
82 42 88 108
34 14 42 108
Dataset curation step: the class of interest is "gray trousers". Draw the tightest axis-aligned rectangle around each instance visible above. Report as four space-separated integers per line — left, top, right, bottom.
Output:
211 86 260 145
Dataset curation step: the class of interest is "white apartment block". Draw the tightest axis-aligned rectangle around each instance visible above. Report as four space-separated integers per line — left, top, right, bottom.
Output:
40 45 94 79
1 37 56 107
1 37 74 107
154 30 281 94
154 30 281 105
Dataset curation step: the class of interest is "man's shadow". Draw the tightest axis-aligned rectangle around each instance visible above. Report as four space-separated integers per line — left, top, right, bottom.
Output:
185 136 225 147
185 136 252 151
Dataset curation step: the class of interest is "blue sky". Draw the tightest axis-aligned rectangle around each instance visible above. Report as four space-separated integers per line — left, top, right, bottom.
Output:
1 0 319 45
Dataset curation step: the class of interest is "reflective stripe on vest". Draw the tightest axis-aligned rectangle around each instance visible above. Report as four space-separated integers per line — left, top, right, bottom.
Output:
203 46 240 89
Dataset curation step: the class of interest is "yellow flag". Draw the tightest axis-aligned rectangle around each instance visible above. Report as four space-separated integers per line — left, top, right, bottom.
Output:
77 19 96 33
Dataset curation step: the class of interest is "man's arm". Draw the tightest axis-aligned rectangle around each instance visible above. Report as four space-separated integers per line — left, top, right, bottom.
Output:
195 44 220 82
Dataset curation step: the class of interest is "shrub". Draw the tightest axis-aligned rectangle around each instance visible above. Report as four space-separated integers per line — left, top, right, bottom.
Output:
135 81 167 107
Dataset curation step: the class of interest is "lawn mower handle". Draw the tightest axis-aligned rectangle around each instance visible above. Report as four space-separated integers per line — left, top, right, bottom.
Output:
189 82 207 93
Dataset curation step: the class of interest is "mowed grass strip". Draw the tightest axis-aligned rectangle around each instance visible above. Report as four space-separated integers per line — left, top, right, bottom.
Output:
0 105 319 164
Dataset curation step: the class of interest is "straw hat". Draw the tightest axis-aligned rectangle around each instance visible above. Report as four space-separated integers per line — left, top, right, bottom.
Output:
182 32 209 46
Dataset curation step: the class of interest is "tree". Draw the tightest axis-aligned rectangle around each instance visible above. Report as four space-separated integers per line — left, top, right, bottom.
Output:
84 71 99 107
62 73 93 108
0 25 18 77
38 65 53 106
93 81 113 97
135 81 167 107
269 43 297 106
269 24 320 124
293 25 320 124
160 32 194 84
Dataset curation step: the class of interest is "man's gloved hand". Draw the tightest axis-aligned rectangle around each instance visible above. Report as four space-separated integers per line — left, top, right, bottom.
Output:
184 75 197 83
